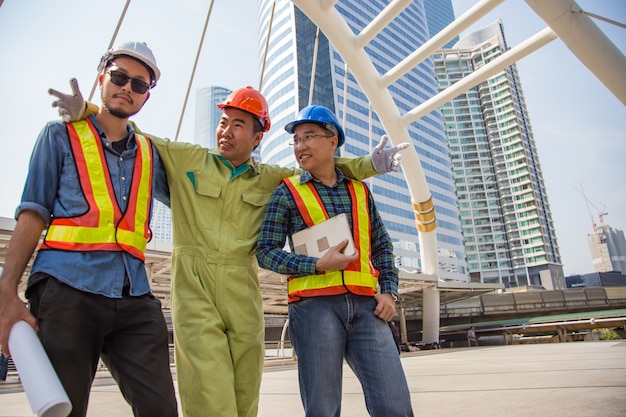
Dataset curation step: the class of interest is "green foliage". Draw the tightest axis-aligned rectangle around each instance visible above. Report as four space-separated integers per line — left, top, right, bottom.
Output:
592 328 620 340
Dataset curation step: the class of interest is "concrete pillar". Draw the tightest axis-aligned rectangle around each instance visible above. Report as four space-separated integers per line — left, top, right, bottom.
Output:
557 326 567 343
422 286 440 344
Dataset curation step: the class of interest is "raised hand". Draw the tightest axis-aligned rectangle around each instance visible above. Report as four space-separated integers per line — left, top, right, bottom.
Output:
371 134 410 173
49 78 85 122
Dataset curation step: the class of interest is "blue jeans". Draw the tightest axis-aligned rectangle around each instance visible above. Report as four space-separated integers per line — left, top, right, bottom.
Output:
288 294 413 417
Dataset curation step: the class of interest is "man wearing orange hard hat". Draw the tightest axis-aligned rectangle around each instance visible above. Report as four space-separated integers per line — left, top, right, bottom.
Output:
50 82 408 416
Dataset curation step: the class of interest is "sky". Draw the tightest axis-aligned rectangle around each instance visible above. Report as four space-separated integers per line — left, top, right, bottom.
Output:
0 0 624 277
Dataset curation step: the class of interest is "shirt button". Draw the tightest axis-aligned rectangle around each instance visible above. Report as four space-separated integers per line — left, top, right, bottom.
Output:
120 157 123 161
121 176 126 181
122 196 127 201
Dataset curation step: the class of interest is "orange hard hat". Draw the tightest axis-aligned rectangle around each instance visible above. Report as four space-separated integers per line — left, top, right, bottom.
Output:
217 86 271 132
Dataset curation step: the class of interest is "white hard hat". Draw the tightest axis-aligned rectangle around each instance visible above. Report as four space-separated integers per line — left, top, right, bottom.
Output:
98 41 160 87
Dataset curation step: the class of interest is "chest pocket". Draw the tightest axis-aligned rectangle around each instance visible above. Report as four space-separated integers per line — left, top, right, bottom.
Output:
195 178 221 199
189 177 221 233
239 191 271 241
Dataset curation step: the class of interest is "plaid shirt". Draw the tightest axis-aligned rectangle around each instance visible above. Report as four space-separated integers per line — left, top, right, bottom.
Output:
256 169 398 298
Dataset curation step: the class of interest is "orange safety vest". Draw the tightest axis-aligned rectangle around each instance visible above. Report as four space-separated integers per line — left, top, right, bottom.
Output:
283 175 379 303
40 119 153 261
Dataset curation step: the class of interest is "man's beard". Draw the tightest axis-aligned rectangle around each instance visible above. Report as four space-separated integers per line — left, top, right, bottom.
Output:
103 103 139 119
101 93 141 119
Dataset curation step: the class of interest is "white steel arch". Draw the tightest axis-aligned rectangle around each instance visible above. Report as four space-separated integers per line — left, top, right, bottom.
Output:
290 0 626 343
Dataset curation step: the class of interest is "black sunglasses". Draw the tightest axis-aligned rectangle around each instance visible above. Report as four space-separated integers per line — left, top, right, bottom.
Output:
107 70 151 94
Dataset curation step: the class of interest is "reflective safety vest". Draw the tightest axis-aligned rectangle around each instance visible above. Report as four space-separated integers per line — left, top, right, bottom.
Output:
40 119 153 261
283 175 379 303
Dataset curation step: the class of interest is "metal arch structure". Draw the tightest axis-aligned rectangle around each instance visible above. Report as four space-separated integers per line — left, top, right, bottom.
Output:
290 0 626 343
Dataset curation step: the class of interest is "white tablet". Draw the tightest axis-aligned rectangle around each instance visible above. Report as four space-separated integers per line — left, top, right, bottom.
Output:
291 213 356 258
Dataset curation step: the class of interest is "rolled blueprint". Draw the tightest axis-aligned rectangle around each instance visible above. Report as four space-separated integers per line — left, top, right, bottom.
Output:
8 320 72 417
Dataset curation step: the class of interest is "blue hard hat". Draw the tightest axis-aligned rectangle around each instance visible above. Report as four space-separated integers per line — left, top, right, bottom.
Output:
284 105 345 146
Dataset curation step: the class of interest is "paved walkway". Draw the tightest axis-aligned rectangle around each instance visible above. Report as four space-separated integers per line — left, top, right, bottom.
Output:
2 341 625 416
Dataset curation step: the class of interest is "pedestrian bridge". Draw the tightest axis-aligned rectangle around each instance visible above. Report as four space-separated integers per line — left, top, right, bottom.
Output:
439 286 626 319
434 286 626 345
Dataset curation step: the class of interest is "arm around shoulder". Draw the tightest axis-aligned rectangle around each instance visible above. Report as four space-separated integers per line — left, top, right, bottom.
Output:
335 155 376 180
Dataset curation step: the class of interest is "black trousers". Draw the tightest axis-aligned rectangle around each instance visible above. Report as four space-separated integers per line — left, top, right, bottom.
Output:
29 275 178 417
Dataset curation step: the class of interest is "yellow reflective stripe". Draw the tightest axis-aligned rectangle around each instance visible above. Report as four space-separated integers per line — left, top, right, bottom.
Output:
286 176 327 223
129 134 152 251
288 270 379 293
75 120 115 229
351 182 371 274
117 228 147 252
46 226 115 244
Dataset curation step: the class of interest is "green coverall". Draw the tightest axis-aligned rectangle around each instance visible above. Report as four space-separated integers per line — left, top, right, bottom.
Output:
149 136 376 417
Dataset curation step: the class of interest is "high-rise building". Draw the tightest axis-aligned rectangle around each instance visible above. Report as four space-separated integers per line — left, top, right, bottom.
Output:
150 200 172 243
423 0 459 49
258 0 468 280
432 21 563 288
195 85 232 147
587 224 626 274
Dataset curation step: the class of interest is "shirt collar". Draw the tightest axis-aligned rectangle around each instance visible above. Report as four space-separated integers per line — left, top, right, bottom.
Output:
89 115 136 149
299 168 347 187
217 154 257 180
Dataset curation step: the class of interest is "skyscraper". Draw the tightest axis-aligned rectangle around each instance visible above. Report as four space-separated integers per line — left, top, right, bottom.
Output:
150 200 172 243
423 0 459 49
258 0 468 280
195 85 232 147
432 21 563 288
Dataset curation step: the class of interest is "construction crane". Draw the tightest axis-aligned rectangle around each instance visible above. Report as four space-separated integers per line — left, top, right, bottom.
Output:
576 184 608 272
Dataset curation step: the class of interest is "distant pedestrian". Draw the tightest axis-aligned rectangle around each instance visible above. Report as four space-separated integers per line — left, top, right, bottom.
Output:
468 326 478 347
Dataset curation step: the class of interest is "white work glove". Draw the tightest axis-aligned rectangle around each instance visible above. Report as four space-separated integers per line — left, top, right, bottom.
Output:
371 135 410 173
48 78 86 122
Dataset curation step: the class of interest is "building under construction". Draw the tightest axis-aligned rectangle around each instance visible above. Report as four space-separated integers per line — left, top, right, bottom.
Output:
587 224 626 274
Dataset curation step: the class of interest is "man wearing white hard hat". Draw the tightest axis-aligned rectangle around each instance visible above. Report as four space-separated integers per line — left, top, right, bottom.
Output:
0 41 177 416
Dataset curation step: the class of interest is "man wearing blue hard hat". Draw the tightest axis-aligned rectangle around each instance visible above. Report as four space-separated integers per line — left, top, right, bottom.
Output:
257 104 414 416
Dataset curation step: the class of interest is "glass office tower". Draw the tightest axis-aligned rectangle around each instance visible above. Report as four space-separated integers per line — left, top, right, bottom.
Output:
195 86 232 148
258 0 468 280
423 0 459 49
433 21 563 288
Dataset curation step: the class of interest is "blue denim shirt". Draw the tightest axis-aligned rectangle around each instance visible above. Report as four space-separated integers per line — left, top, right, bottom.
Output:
17 116 169 298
